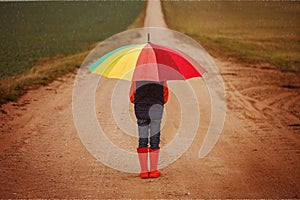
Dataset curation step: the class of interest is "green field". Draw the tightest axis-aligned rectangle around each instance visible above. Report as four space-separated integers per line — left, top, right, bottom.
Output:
0 1 145 79
162 1 300 72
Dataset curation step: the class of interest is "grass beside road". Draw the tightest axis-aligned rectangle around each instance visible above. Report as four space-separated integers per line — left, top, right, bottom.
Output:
0 1 146 105
162 1 300 72
0 1 145 80
0 49 89 105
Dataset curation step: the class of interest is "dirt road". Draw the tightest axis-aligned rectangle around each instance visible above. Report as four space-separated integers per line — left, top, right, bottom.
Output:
0 1 299 198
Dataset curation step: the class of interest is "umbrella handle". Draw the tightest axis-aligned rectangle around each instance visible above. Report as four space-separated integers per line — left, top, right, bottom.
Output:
148 33 150 43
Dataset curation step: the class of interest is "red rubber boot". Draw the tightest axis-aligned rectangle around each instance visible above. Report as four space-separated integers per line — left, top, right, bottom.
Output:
137 147 149 179
149 148 161 178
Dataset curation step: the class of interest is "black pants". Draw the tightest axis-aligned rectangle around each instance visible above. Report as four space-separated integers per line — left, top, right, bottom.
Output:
137 119 161 149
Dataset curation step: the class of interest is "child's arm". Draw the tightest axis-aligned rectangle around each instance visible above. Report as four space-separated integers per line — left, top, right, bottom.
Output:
129 82 136 103
163 82 169 104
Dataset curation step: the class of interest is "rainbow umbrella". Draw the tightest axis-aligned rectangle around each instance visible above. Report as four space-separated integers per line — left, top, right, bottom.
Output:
88 41 206 82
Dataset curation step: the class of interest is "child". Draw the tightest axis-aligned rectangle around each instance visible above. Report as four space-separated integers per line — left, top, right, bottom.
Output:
130 81 169 178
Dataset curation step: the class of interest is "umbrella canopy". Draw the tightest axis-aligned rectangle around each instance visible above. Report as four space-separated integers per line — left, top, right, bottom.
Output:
88 42 206 82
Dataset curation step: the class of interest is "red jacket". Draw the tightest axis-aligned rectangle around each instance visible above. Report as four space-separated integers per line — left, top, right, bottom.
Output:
129 81 169 104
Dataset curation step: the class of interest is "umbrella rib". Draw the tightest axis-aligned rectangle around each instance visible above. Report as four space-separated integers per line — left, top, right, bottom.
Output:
151 43 160 82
